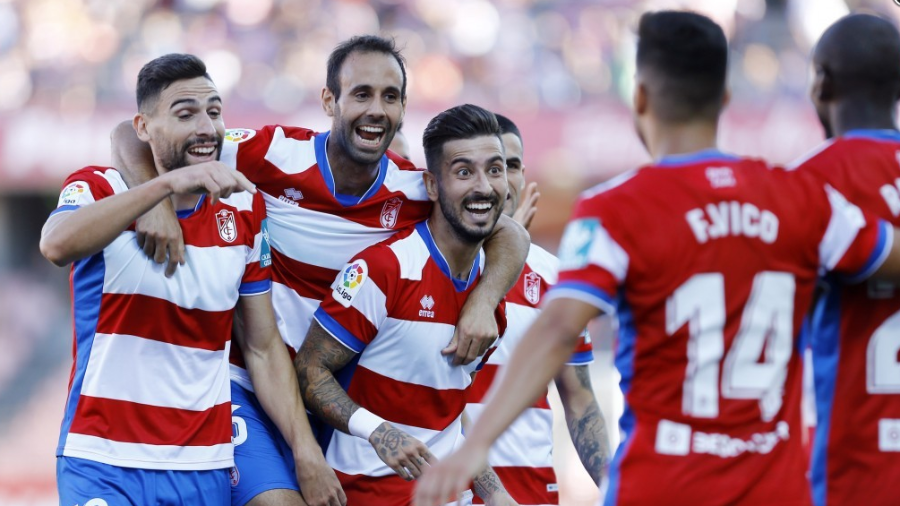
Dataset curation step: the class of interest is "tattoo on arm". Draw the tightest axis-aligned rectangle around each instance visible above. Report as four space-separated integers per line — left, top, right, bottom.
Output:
294 321 359 433
566 366 611 484
473 465 507 501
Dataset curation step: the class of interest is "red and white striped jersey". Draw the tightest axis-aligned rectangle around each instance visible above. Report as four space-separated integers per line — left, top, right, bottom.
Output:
466 243 593 505
314 222 506 505
219 126 431 390
791 130 900 506
53 166 270 471
548 151 892 506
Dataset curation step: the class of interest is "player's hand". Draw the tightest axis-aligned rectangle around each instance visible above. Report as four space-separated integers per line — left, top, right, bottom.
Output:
443 295 498 366
414 443 488 506
511 182 540 231
135 200 184 277
295 451 347 506
162 160 256 204
368 422 436 481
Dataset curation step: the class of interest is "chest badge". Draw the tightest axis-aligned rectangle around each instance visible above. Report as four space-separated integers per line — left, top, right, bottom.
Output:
419 294 435 318
216 209 238 243
524 272 541 305
381 197 403 229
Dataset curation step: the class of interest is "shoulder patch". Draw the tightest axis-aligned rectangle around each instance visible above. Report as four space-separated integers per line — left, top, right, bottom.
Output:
332 259 369 308
58 181 90 207
225 128 257 143
260 218 272 268
558 218 600 271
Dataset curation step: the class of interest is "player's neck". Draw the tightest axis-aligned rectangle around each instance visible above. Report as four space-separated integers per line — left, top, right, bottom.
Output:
647 121 718 162
831 100 898 137
326 135 381 197
426 215 483 281
158 165 201 211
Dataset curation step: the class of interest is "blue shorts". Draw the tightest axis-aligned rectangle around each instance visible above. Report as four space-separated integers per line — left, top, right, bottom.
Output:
231 381 299 506
57 456 230 506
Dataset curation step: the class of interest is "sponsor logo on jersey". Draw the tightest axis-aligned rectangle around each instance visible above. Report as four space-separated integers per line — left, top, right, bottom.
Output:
260 219 272 268
333 260 368 307
419 294 435 318
284 188 304 200
380 197 403 229
705 167 736 188
524 272 541 305
216 209 238 243
225 128 256 143
59 181 88 206
558 218 599 270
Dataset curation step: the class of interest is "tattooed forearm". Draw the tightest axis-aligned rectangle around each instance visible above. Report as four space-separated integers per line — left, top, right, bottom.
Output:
565 366 611 484
473 465 507 502
295 321 360 433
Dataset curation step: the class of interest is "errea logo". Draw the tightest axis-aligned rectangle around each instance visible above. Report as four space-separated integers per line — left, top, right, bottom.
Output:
419 295 435 318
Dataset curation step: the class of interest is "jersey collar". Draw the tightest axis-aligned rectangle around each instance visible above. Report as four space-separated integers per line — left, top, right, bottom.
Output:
415 221 481 292
843 129 900 142
314 131 389 207
655 149 741 168
175 194 206 219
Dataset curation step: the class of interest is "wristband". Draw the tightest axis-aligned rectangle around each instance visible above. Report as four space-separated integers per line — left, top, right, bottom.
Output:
348 408 386 440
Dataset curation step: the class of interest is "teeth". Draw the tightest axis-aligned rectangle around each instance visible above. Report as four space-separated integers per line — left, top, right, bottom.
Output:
466 202 492 211
190 146 215 155
359 126 384 133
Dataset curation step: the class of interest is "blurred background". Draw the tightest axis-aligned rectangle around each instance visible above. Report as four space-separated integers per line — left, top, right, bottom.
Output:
0 0 896 503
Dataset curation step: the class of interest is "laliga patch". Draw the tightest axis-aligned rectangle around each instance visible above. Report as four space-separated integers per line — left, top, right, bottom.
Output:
225 128 256 143
216 209 238 243
332 259 368 308
558 218 599 271
58 181 90 207
260 218 272 268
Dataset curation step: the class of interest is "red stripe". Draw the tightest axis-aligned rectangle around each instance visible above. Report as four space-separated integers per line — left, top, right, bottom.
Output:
349 366 467 431
472 467 558 505
172 201 259 248
468 364 550 409
271 249 337 301
69 396 231 446
335 470 467 506
96 293 231 352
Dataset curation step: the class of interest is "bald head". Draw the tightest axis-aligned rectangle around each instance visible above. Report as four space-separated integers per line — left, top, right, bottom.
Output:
814 14 900 103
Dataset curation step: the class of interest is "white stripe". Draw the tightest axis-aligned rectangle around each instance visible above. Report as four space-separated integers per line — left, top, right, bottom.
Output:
95 168 129 195
358 317 476 390
80 333 231 410
326 417 464 476
389 229 430 281
786 139 835 171
63 433 233 470
819 184 866 271
466 403 554 468
588 221 629 283
263 126 318 175
230 365 253 393
580 169 638 199
525 244 559 283
486 303 540 365
102 234 248 312
271 282 319 350
382 160 430 201
264 193 397 270
246 230 263 264
347 272 389 329
219 190 255 212
220 137 239 169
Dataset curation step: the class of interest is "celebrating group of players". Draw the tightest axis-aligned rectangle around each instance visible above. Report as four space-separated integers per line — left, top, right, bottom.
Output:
39 7 900 506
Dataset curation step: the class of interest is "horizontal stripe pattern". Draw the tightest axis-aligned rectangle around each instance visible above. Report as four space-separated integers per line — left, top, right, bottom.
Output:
467 403 554 469
62 433 233 471
472 466 557 505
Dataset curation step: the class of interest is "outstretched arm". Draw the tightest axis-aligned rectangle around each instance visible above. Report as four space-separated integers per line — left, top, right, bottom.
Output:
237 294 346 506
555 365 610 485
446 214 529 365
460 411 518 506
415 297 602 506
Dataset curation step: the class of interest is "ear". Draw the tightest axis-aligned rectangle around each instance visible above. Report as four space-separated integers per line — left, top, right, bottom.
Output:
133 113 151 143
634 82 648 116
322 87 335 117
423 170 439 203
811 65 833 103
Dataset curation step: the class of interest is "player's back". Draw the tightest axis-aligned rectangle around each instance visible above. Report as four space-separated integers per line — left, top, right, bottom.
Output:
793 130 900 506
555 150 889 506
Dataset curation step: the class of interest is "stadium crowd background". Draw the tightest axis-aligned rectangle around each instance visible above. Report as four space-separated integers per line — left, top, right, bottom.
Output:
0 0 894 503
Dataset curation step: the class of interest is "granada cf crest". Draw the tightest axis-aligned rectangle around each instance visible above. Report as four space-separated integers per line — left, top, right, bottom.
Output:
216 209 237 243
380 197 403 229
524 272 541 305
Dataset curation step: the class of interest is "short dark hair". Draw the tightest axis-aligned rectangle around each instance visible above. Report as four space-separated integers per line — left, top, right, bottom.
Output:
136 53 211 111
637 11 728 122
422 104 501 174
494 113 522 144
326 35 407 101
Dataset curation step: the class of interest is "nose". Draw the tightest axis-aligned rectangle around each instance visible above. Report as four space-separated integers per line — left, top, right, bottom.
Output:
195 112 217 138
366 96 386 120
472 169 492 195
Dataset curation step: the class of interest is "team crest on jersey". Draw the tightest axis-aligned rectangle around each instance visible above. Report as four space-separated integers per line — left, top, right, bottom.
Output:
333 260 368 307
58 181 88 206
524 272 542 305
558 218 599 270
380 197 403 229
216 209 238 243
225 128 256 143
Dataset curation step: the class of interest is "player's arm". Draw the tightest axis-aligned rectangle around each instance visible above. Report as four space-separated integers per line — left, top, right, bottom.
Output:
40 162 253 267
448 214 529 365
237 294 346 506
415 297 601 506
554 364 610 485
111 120 184 276
295 321 436 481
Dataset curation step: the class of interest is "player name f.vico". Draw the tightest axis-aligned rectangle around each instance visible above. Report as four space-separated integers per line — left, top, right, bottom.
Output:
686 201 779 244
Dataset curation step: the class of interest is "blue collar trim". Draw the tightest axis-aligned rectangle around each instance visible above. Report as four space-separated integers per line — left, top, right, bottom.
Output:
415 221 480 292
176 194 206 219
314 131 389 207
843 129 900 142
655 149 741 168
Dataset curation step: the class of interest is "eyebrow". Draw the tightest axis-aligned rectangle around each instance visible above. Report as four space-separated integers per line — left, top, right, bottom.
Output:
450 155 505 166
506 156 522 166
170 95 222 109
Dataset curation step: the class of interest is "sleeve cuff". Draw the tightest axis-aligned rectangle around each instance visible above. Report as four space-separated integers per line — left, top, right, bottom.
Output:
239 279 272 296
313 306 366 353
545 281 617 315
845 220 893 284
566 350 595 365
50 205 80 216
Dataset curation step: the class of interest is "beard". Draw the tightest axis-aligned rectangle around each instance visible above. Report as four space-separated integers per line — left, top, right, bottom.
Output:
332 105 396 166
438 189 503 244
158 135 224 171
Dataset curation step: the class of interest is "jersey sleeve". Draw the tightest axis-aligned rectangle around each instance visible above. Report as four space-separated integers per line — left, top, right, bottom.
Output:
547 196 628 315
239 191 273 296
818 184 893 282
567 329 594 365
220 125 317 181
313 248 397 354
51 167 120 217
